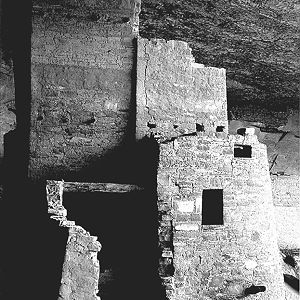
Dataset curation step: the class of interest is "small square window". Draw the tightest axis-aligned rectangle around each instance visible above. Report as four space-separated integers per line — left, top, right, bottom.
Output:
196 123 205 132
216 126 225 132
234 144 252 158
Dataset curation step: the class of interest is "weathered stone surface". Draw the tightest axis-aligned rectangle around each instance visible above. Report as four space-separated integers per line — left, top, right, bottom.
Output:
157 134 285 300
30 3 138 180
136 38 228 140
275 206 300 249
228 117 300 251
139 0 299 111
46 180 101 300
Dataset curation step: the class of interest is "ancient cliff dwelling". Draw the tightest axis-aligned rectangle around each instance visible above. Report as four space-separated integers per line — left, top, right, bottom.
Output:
0 0 299 299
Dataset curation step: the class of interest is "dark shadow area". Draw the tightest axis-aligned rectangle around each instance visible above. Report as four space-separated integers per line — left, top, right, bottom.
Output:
244 285 266 295
216 125 225 132
234 144 252 158
62 135 160 188
63 189 163 300
237 128 246 136
2 130 165 300
0 0 167 297
1 130 69 300
283 255 297 268
59 136 166 300
1 0 13 64
196 123 205 132
284 274 299 293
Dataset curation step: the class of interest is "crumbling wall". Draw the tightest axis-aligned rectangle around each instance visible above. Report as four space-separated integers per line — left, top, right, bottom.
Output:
46 180 101 300
30 1 141 179
157 132 285 300
46 180 146 299
136 38 228 140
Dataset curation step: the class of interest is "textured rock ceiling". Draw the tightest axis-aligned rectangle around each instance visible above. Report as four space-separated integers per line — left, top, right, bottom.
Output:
139 0 300 112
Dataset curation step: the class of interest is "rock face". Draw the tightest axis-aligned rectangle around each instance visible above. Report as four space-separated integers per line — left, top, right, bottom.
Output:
139 0 300 112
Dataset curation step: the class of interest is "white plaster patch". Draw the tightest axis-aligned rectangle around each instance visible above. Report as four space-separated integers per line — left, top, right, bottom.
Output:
175 200 194 213
175 223 199 231
244 259 258 269
245 127 255 135
195 195 202 213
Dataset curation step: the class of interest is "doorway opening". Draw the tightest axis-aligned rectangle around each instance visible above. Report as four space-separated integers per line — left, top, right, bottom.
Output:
234 144 252 158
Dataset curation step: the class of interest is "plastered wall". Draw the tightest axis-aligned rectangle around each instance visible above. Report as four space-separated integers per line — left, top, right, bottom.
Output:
136 38 228 140
272 175 300 249
30 2 140 179
157 132 285 300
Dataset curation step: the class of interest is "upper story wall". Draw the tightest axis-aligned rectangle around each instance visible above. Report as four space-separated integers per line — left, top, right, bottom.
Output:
30 1 141 180
136 38 228 140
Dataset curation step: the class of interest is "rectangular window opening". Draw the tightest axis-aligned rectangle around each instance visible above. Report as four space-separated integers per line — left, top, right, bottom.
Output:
234 144 252 158
202 189 223 225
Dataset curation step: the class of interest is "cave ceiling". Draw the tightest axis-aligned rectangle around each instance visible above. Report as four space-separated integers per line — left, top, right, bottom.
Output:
139 0 300 111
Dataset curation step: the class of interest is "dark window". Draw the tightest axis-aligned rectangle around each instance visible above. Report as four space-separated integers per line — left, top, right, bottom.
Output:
196 123 205 132
147 121 156 129
202 189 223 225
216 126 225 132
234 144 252 158
237 128 246 135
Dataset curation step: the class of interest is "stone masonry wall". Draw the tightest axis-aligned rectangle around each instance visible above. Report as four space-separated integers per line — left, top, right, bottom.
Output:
272 175 300 249
136 38 228 140
30 2 140 179
46 180 102 300
157 132 285 300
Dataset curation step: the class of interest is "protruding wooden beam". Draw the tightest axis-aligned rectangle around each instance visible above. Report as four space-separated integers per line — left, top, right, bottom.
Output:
51 180 144 193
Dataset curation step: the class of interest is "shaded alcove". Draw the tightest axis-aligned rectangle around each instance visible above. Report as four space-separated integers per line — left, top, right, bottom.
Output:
1 130 70 299
63 189 163 300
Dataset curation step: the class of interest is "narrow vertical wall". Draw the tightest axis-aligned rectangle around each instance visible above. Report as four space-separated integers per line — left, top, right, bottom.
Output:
157 132 285 300
46 180 102 300
136 38 228 140
30 0 141 180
